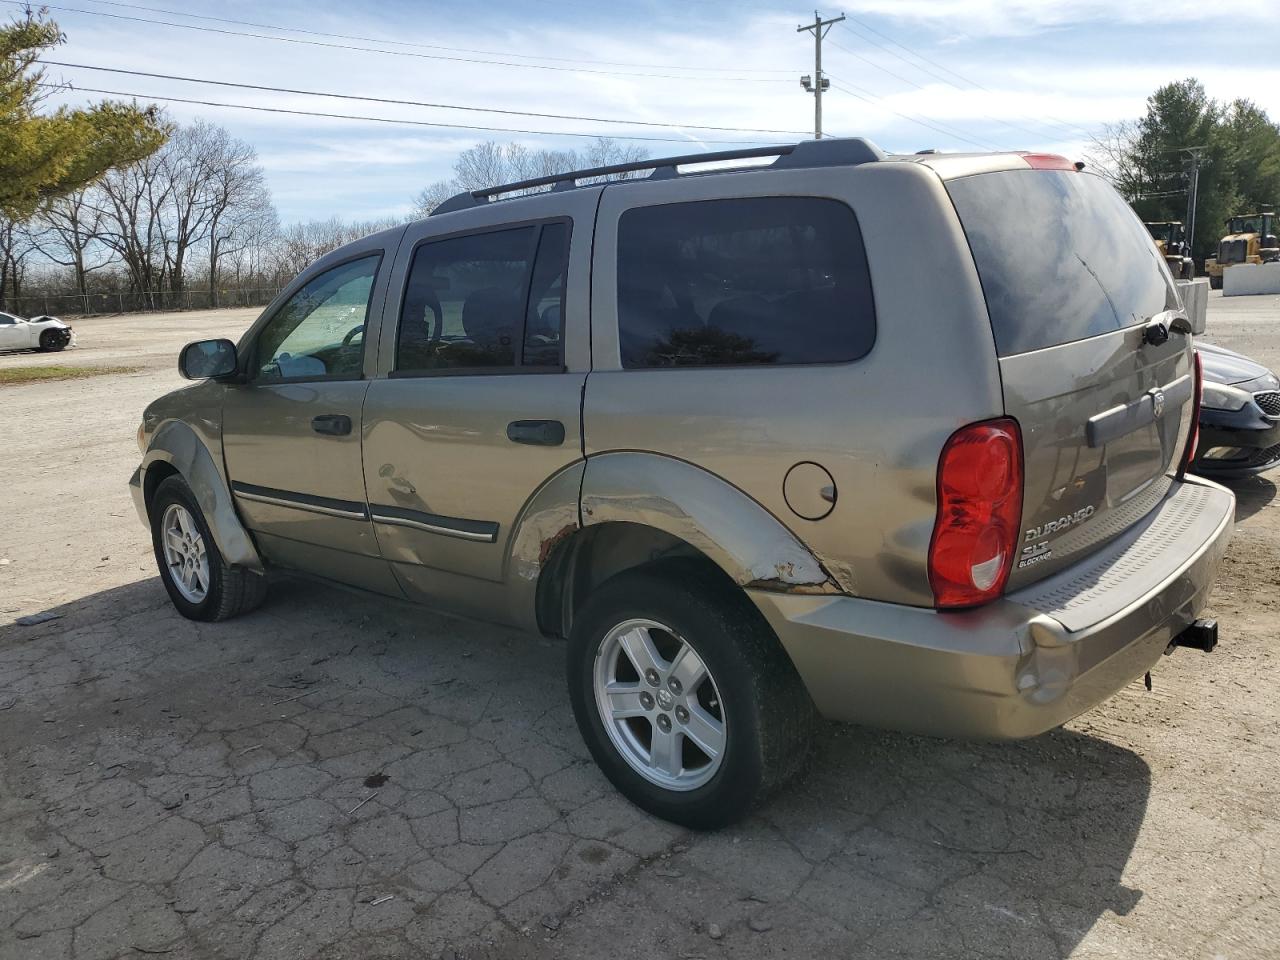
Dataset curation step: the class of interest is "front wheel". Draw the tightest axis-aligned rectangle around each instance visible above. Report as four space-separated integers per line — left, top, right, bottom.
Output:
1209 274 1223 290
149 476 266 621
38 329 67 352
567 563 815 829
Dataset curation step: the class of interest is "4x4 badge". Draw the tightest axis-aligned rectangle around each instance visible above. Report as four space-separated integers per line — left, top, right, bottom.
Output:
1149 387 1166 419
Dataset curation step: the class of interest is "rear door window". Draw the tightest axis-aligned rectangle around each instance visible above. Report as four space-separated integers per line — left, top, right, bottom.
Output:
615 197 875 368
946 170 1178 357
396 220 569 373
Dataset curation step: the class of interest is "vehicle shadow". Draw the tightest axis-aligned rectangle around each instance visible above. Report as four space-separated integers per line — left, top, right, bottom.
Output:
0 576 1151 960
1217 472 1277 523
734 720 1151 957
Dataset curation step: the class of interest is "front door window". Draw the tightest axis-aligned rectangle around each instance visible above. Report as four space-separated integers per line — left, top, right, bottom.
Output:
254 255 381 381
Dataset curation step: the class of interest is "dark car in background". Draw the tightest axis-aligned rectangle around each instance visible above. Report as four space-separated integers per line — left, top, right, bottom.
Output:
1194 342 1280 477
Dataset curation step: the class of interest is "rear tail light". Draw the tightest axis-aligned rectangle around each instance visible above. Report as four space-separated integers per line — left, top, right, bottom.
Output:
929 418 1024 609
1178 350 1203 477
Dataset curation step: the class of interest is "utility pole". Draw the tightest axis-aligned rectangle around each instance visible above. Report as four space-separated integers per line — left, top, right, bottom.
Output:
1180 146 1207 257
798 11 844 139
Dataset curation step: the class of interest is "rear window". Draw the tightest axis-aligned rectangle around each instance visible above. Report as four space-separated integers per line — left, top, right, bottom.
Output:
616 197 875 368
947 170 1178 357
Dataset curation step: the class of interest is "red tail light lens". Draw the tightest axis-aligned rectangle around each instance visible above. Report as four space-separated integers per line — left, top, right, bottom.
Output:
1178 350 1203 477
1020 152 1076 171
929 418 1024 609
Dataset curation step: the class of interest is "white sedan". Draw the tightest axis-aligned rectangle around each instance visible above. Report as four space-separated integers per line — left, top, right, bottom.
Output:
0 311 76 352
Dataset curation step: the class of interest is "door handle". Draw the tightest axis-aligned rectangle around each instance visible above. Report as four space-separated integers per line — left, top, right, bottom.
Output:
311 414 352 436
507 419 565 446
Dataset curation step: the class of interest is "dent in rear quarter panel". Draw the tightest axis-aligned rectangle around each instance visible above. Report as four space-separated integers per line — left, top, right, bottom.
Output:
585 160 1005 606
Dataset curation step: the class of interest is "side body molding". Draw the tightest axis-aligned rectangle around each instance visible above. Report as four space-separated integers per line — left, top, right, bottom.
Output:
579 452 836 592
130 420 264 572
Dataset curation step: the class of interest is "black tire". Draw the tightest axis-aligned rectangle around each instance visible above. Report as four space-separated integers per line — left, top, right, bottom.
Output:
1209 274 1223 290
567 561 815 829
38 329 66 352
149 476 267 621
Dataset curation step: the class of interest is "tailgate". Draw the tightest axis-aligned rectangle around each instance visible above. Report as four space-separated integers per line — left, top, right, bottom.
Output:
946 166 1194 588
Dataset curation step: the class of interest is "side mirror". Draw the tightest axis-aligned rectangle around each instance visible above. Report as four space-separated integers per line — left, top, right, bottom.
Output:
179 338 238 380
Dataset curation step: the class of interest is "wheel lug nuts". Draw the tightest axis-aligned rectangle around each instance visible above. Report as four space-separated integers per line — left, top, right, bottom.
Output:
644 669 660 687
639 691 655 710
656 714 672 733
675 706 689 723
667 677 682 695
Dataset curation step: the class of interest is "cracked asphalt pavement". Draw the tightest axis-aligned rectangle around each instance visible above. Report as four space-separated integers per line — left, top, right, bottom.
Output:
2 296 1279 960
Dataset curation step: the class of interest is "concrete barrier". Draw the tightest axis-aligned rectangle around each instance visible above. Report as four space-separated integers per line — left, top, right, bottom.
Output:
1176 277 1209 333
1223 262 1280 297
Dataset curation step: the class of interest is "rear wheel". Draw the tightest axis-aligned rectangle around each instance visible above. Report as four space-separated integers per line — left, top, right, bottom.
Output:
150 476 266 621
1209 274 1223 290
38 329 66 352
567 562 815 829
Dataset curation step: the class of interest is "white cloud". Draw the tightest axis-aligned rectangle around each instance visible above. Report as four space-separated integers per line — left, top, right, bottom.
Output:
844 0 1268 36
35 0 1280 221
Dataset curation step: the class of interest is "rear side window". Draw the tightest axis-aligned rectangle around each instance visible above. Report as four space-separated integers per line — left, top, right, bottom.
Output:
947 170 1178 357
396 220 569 373
616 197 875 368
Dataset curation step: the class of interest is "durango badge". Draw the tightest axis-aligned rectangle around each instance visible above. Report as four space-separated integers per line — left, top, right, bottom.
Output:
1024 505 1096 542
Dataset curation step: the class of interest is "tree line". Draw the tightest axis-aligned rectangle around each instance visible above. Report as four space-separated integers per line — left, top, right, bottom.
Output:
0 115 406 313
1089 78 1280 260
1 131 648 316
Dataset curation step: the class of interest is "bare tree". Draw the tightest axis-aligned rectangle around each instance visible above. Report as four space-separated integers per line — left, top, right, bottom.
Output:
1085 121 1147 200
412 138 648 217
29 189 115 302
269 216 402 283
0 216 38 308
200 127 271 305
95 145 172 303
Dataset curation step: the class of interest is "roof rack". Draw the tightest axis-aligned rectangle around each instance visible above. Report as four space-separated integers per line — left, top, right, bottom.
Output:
431 138 885 216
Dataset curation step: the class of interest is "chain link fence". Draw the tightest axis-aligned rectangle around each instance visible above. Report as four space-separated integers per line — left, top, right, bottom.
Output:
2 286 284 318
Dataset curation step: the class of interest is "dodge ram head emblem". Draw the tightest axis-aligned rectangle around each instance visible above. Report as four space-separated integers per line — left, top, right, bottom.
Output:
1149 388 1166 419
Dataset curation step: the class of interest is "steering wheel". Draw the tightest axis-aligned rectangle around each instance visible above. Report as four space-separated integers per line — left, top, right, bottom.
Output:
341 324 364 347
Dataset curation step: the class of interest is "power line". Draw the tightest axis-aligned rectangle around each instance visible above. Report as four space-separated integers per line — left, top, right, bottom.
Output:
823 74 1002 151
820 43 1015 149
40 61 811 136
12 2 791 83
41 82 785 144
837 20 1093 142
76 0 796 75
826 35 1027 146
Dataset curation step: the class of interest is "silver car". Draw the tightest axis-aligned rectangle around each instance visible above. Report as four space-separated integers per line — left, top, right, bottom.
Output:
131 140 1234 828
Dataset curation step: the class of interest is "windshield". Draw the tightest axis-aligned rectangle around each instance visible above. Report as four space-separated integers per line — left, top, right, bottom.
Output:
1228 217 1262 234
947 169 1177 357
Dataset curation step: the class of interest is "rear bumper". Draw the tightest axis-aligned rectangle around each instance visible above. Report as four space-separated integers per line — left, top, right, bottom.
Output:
750 476 1235 740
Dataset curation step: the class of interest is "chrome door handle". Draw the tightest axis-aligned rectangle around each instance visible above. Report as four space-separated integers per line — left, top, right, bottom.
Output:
311 414 352 436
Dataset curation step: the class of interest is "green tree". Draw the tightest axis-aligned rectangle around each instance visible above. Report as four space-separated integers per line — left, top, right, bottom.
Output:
1128 80 1234 259
0 11 167 220
1091 79 1280 260
1222 99 1280 214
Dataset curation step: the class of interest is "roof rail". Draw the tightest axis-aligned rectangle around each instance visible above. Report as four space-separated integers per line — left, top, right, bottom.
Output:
431 138 885 216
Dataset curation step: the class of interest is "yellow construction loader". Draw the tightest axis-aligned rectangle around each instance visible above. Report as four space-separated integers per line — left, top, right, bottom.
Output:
1204 210 1279 289
1145 221 1195 279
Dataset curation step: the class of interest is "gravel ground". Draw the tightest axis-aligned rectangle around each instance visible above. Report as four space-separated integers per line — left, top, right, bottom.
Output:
1 294 1278 960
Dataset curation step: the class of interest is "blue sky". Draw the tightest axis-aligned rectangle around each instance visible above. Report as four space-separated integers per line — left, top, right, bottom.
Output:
25 0 1280 224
